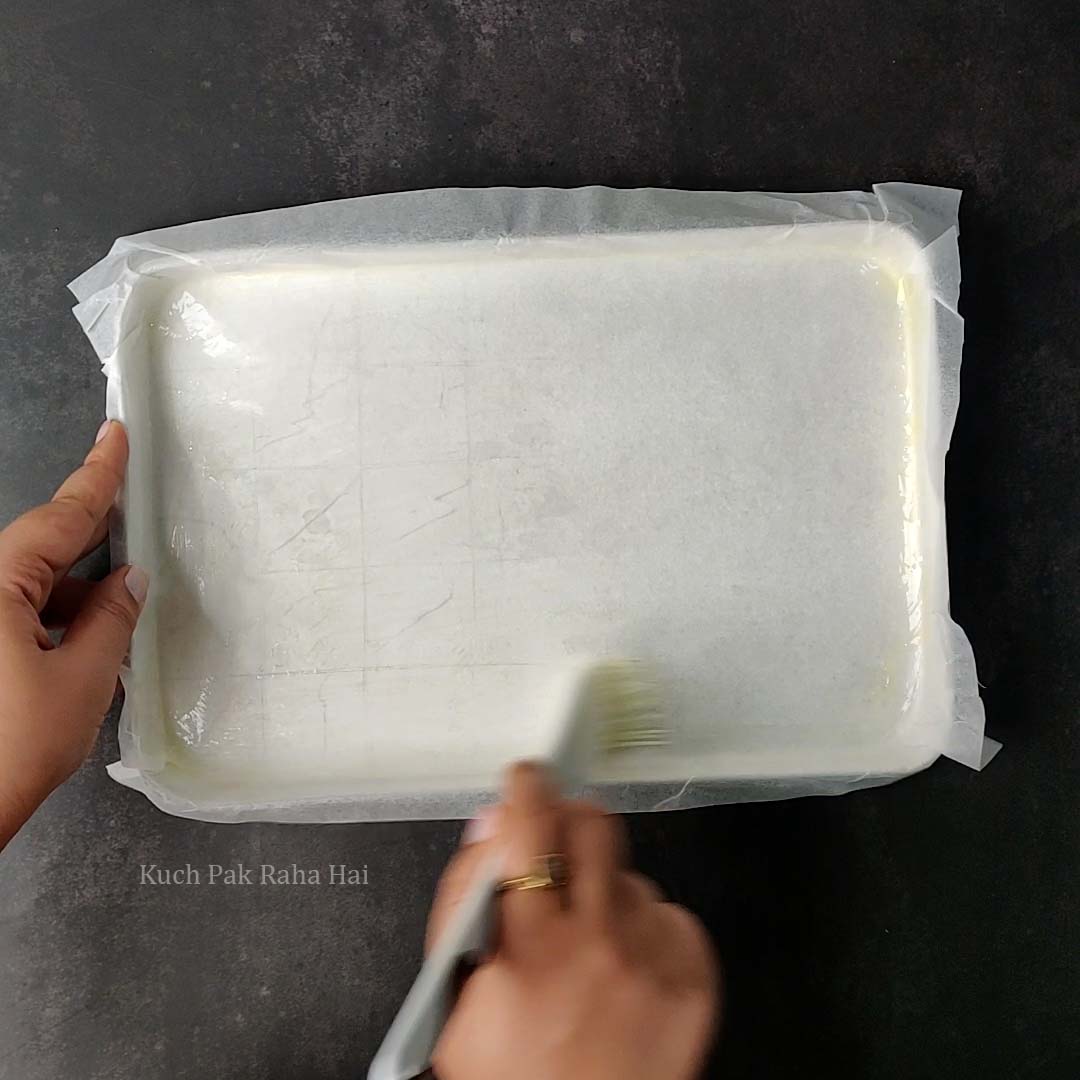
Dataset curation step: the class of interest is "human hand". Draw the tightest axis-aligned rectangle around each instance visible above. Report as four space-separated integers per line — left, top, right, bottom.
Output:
427 764 720 1080
0 421 147 849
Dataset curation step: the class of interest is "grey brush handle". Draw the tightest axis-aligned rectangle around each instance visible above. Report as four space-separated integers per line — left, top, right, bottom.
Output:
367 855 500 1080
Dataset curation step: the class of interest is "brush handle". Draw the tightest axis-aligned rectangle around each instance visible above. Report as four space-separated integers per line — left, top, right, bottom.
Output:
367 855 500 1080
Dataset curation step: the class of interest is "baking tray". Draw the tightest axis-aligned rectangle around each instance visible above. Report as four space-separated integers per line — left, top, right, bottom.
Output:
69 185 996 821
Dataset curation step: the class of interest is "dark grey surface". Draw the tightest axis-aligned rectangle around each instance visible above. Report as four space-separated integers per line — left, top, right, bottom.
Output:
1 2 1078 1077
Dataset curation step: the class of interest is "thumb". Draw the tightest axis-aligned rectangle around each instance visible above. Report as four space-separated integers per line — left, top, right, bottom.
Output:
59 565 148 704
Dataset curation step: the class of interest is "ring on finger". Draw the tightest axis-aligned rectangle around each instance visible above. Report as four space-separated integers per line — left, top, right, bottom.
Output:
496 853 569 894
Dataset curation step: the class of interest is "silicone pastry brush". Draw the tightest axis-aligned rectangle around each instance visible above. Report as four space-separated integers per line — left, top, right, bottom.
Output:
367 660 666 1080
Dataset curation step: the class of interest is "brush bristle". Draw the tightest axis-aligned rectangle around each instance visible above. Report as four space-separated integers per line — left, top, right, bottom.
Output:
588 660 668 754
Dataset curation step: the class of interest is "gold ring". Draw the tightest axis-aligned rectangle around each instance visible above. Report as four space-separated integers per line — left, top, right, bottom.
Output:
496 853 569 894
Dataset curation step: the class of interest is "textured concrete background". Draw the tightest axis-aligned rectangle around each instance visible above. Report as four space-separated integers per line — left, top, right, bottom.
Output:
0 2 1078 1078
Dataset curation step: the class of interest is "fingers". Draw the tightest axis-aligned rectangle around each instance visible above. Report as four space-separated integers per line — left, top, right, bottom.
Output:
620 871 664 909
41 576 95 628
564 802 626 928
647 902 722 997
563 803 666 927
55 565 147 715
498 762 564 954
454 768 669 970
0 422 128 612
51 420 127 520
426 809 501 954
75 514 111 565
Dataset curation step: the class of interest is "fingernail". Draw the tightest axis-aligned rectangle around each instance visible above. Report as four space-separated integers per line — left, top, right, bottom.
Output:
462 806 497 845
124 565 149 606
95 419 112 444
